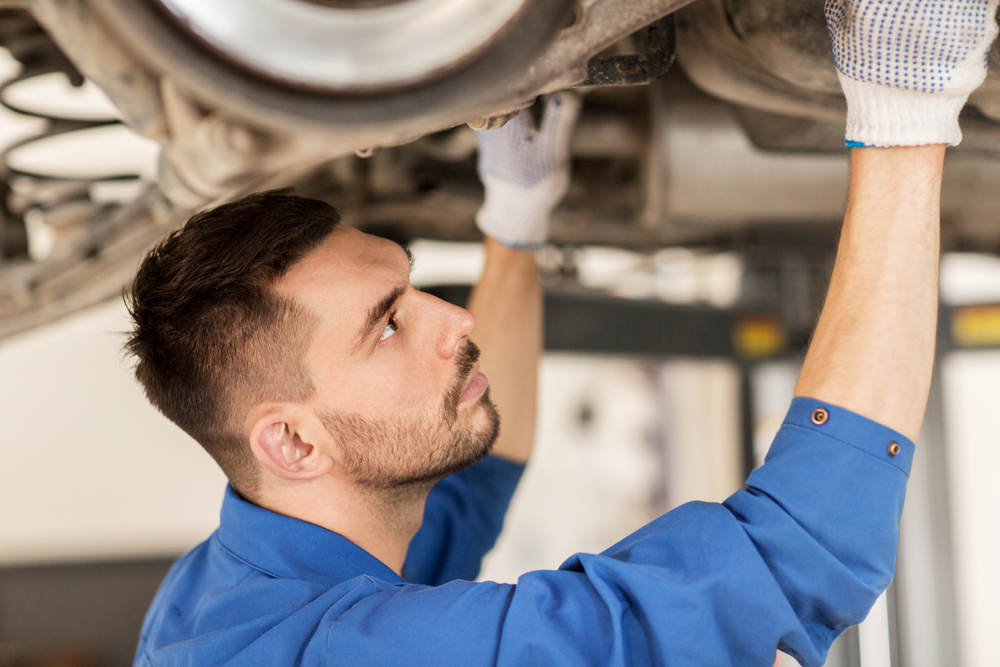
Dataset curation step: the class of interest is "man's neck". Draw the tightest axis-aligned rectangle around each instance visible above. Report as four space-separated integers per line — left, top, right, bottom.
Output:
348 483 433 574
258 478 432 576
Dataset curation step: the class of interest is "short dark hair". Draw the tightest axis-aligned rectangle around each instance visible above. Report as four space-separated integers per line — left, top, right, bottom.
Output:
125 191 340 496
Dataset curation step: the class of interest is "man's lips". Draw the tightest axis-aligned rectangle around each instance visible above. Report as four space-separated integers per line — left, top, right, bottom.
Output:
459 362 489 404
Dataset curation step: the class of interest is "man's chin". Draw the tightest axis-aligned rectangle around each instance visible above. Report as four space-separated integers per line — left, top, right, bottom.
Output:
424 393 500 482
392 441 493 490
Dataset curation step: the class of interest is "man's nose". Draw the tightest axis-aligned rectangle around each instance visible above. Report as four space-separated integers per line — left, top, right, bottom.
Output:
427 295 475 359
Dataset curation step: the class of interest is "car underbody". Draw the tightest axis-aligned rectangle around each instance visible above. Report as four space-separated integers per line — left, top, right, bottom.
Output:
2 0 1000 340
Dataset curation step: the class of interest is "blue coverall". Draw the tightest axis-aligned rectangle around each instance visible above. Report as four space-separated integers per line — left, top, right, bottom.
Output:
134 398 912 667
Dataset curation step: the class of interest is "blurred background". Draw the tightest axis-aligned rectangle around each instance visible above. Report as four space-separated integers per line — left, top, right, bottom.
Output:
3 2 1000 666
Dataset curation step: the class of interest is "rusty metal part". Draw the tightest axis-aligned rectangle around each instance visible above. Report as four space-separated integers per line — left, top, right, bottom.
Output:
579 15 675 87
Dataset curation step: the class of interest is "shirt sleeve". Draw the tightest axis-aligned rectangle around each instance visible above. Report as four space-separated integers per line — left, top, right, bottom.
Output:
402 454 525 585
325 398 912 667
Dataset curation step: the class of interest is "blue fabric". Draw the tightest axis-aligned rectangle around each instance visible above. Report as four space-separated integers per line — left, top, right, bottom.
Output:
134 398 913 667
405 455 525 584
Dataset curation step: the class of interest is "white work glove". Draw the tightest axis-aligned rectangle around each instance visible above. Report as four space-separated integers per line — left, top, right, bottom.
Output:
474 91 581 249
826 0 999 146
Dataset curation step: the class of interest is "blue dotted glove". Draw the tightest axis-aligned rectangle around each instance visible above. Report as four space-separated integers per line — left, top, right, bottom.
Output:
474 92 581 249
826 0 999 146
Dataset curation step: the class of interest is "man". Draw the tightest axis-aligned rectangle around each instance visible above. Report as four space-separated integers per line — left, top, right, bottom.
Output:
128 1 997 664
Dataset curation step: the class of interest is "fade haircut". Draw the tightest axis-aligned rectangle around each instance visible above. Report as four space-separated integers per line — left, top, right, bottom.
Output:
125 190 340 497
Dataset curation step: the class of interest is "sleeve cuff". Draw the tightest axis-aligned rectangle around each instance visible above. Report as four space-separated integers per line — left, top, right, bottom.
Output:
840 75 965 147
782 397 915 477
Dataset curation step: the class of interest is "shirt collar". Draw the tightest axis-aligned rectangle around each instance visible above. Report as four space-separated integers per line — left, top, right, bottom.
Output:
217 484 403 587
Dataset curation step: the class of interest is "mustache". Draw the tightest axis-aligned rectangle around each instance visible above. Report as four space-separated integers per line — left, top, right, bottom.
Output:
442 340 482 424
456 340 481 381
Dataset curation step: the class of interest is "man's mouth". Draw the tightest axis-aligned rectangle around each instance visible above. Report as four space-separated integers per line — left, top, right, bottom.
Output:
459 362 489 405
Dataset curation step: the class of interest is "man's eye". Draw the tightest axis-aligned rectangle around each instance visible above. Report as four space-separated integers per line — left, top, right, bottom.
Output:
378 317 397 343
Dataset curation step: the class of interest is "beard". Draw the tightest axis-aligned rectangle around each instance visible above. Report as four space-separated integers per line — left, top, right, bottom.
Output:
320 341 500 491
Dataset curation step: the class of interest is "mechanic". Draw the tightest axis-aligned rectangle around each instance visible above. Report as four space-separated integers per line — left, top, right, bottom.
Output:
127 1 996 665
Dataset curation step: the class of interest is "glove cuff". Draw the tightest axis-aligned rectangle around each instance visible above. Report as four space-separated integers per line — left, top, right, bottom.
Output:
476 174 568 249
840 75 967 147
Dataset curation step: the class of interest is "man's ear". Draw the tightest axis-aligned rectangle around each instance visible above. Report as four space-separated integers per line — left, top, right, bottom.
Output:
249 407 332 481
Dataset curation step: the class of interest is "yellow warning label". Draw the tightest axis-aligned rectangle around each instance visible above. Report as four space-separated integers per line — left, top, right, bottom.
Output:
952 305 1000 347
734 316 786 359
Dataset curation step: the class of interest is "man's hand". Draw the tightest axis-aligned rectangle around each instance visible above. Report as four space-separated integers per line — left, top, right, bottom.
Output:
474 92 581 249
827 0 999 147
466 92 580 464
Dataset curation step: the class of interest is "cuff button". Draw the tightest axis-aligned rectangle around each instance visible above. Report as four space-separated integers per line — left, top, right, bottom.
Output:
887 441 901 457
811 408 829 425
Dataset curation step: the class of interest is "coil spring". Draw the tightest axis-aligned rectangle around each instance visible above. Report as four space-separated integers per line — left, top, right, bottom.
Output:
0 7 146 264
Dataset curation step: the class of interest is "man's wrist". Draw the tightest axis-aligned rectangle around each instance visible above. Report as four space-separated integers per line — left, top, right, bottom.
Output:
479 236 540 303
483 235 539 264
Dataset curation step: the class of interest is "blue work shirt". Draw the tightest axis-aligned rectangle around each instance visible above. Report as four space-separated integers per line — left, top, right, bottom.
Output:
134 398 913 667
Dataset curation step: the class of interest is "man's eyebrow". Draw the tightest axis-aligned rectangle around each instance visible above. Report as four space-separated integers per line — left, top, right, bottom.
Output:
354 283 406 353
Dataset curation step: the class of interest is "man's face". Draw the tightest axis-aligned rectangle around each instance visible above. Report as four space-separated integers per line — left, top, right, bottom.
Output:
276 226 499 490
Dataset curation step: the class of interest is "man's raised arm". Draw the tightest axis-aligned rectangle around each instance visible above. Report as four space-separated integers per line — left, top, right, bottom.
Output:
796 0 998 439
467 93 580 463
795 145 943 441
466 240 541 463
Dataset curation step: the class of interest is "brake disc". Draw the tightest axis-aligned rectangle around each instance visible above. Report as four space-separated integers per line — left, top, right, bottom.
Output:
157 0 531 92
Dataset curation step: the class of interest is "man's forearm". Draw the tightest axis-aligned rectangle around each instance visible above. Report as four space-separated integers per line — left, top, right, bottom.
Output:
467 237 542 463
795 145 944 441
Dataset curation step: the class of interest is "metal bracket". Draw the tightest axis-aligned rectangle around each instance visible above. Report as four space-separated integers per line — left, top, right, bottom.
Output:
578 15 676 87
